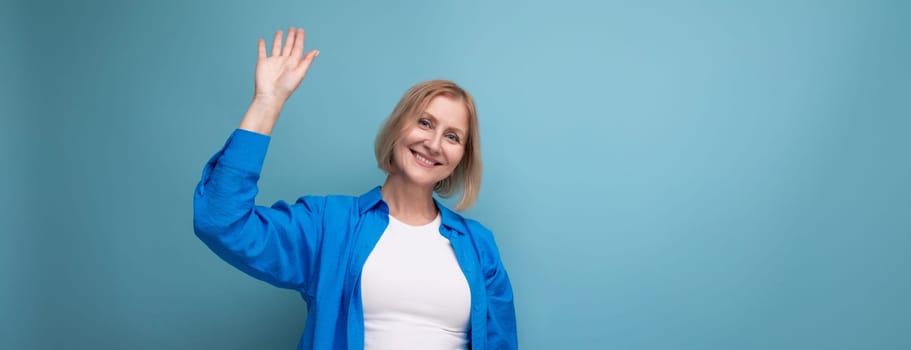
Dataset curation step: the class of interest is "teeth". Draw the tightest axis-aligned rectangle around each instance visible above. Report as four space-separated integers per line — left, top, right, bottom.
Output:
414 152 435 166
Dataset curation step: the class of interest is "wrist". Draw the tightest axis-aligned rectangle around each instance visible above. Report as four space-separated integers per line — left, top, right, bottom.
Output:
239 97 285 136
251 94 287 109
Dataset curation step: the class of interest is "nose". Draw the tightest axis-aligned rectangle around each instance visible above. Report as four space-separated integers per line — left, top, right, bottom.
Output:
424 133 443 155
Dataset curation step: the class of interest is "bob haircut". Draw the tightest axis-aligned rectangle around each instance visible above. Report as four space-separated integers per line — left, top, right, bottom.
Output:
374 79 482 211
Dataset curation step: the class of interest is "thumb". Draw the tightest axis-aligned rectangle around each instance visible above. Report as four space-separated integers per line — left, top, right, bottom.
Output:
295 50 319 75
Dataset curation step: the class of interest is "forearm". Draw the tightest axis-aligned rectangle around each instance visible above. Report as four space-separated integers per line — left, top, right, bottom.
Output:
194 130 271 237
238 96 286 135
193 129 312 289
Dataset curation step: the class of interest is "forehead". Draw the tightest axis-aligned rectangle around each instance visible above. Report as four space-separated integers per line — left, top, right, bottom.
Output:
423 95 469 132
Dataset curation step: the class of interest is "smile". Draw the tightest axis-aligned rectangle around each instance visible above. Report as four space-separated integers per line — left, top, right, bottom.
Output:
411 150 441 168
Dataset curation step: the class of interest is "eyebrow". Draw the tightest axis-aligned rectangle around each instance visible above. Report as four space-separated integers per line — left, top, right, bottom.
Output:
422 112 467 136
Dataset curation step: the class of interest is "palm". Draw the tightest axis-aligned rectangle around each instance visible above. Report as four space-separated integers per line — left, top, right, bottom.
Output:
254 27 318 101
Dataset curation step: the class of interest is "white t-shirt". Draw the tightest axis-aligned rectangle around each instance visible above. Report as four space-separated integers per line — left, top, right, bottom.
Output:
361 214 472 350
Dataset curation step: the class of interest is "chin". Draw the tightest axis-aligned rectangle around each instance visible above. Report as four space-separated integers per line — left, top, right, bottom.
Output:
401 170 446 189
392 154 449 189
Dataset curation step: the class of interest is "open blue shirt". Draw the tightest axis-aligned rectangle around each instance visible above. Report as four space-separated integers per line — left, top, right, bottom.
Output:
193 129 517 349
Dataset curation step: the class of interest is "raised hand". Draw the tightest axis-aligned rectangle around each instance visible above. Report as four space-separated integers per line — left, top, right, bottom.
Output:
254 27 319 102
239 27 319 135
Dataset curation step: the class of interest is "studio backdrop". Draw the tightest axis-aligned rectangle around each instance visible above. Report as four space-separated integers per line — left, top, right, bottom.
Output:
2 0 908 349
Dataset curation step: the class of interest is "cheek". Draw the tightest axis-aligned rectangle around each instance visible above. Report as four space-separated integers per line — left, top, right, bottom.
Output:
391 139 409 165
400 127 423 142
447 146 466 165
395 144 411 164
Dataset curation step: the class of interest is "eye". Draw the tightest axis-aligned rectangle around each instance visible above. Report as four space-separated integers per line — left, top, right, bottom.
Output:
446 132 461 143
418 118 432 129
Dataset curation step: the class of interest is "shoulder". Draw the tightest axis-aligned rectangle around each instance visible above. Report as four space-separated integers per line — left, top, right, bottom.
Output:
437 201 496 242
437 203 508 272
293 186 388 216
463 217 495 243
294 193 359 211
286 194 363 241
448 209 502 255
459 216 509 277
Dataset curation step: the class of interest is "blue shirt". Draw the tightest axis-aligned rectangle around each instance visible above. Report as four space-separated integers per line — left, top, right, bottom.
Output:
193 129 518 349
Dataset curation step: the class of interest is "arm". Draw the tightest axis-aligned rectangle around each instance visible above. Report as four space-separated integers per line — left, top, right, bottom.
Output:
470 222 519 349
484 242 518 349
193 129 325 289
193 27 321 289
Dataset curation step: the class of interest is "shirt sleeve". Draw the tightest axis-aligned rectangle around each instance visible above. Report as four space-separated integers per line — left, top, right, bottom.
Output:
484 244 518 349
193 129 323 290
470 222 519 349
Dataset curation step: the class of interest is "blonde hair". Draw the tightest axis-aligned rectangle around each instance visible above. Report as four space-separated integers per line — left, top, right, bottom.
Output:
374 80 482 211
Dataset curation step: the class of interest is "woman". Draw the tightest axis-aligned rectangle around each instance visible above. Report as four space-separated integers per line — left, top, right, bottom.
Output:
193 27 517 349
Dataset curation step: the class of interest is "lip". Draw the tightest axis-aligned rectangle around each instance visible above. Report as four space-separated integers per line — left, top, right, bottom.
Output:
410 150 441 168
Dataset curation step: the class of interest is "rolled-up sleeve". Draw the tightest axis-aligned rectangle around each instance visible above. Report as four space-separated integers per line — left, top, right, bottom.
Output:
193 129 322 290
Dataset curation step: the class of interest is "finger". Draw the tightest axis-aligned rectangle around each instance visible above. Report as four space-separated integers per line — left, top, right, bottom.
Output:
257 38 266 59
295 50 319 76
291 28 305 59
282 26 295 56
271 30 283 57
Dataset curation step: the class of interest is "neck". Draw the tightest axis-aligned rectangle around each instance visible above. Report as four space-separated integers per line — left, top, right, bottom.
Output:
381 174 438 225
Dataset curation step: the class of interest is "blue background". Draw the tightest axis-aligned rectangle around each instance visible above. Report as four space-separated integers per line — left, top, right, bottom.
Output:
2 0 909 349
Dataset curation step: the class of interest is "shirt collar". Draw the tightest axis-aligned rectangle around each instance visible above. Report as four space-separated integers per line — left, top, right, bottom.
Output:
358 186 468 235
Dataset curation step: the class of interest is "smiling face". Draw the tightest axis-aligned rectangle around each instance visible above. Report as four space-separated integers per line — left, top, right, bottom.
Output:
391 95 470 189
375 80 483 210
